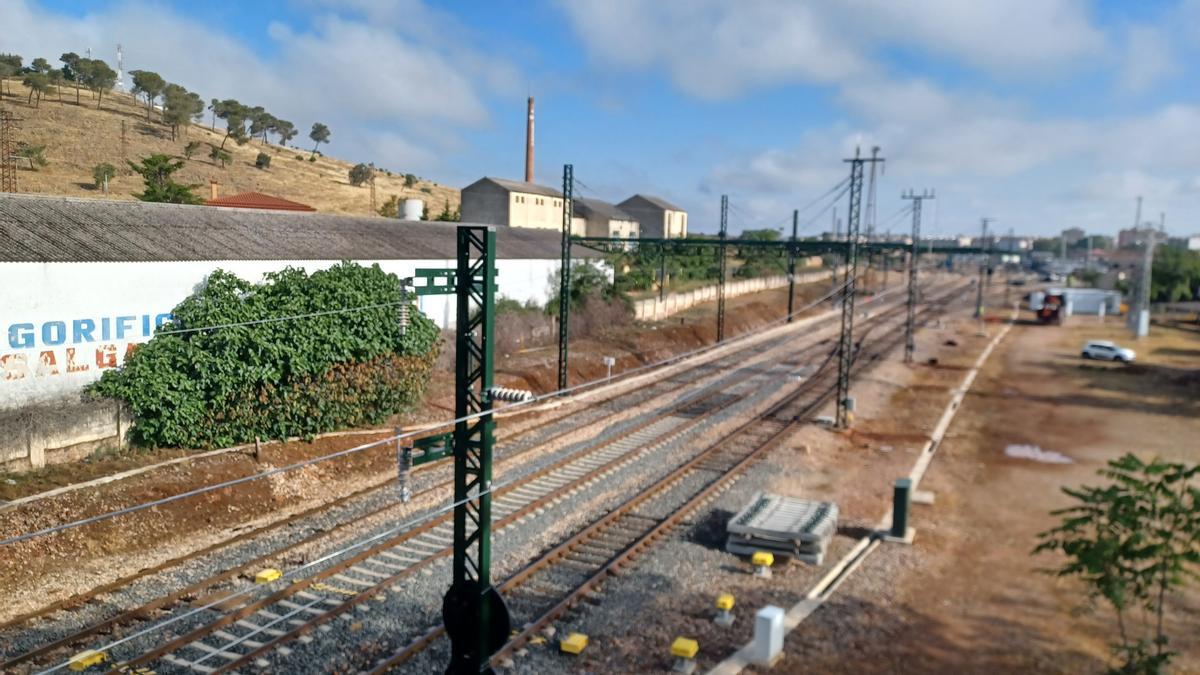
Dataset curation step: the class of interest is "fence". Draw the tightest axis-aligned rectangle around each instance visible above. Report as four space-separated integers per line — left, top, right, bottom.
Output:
633 268 838 322
0 399 126 472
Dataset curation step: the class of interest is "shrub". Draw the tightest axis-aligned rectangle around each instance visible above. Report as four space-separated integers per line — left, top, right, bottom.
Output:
404 173 417 188
88 262 440 448
17 143 47 169
348 162 372 186
209 146 231 168
183 141 202 159
255 152 271 169
420 186 432 194
91 162 117 188
308 155 316 162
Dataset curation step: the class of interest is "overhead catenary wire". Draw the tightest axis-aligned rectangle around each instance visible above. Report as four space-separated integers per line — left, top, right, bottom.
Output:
0 276 863 549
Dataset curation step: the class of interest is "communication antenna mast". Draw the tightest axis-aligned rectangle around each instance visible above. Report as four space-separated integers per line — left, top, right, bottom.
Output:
116 44 124 90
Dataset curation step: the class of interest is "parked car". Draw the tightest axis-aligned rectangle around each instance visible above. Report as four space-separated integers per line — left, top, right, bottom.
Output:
1080 340 1136 363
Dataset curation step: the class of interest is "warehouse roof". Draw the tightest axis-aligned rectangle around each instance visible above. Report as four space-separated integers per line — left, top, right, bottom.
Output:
573 197 635 221
465 177 563 199
204 191 316 212
619 194 685 212
0 193 598 262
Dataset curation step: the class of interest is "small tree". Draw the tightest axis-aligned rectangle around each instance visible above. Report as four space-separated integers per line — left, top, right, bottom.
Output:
0 53 22 97
130 70 167 120
22 72 52 108
1035 454 1199 674
128 154 202 204
162 83 203 141
348 162 372 186
379 194 400 218
255 152 271 169
183 141 202 159
434 199 460 222
404 173 417 188
209 146 232 168
30 57 51 74
79 59 117 109
60 52 84 104
16 143 47 169
212 99 250 150
309 122 330 158
274 119 297 146
92 162 116 188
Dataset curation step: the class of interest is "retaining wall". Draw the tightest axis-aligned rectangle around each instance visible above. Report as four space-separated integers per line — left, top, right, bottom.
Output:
633 268 837 322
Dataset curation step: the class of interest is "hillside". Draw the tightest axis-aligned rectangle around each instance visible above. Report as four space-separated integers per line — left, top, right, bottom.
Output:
0 80 460 217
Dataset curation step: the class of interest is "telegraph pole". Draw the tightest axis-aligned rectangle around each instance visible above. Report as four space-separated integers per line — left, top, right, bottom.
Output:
716 194 729 342
836 148 883 428
1133 227 1157 338
787 208 798 322
557 164 573 391
902 190 934 363
975 217 993 318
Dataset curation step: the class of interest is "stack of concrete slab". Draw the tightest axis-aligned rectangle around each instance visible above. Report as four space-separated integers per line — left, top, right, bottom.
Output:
725 492 838 565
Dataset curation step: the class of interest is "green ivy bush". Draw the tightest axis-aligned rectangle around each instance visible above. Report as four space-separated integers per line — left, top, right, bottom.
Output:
89 262 440 448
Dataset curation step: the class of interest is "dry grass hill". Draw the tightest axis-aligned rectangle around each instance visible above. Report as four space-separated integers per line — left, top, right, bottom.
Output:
0 80 460 216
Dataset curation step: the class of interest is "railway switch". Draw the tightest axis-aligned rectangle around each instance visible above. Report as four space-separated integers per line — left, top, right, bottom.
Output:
255 568 282 584
68 649 107 671
560 632 589 655
714 593 735 627
751 551 774 578
670 637 699 674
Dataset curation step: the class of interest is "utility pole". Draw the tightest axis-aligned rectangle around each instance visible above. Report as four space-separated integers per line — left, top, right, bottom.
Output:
902 190 933 363
1133 227 1157 338
975 217 993 318
1005 227 1014 305
864 146 882 292
787 208 798 322
557 164 573 391
716 195 729 342
836 148 883 428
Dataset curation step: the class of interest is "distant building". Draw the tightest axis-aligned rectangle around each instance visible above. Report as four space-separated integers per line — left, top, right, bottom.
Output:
1167 235 1200 251
617 194 688 239
996 236 1031 252
1061 227 1085 246
573 197 639 240
1118 226 1160 249
460 177 565 231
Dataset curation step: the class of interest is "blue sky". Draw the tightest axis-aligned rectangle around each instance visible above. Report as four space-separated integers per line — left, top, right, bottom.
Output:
7 0 1200 237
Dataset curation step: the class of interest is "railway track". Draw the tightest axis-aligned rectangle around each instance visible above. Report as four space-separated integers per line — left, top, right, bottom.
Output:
4 289 890 674
34 283 961 675
365 283 964 674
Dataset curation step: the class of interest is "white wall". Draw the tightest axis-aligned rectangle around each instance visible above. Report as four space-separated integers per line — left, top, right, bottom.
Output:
633 268 837 322
0 258 565 410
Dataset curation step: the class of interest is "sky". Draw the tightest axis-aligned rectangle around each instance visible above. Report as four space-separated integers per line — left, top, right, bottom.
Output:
5 0 1200 237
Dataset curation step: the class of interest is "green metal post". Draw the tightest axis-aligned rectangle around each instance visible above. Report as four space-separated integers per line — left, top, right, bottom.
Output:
787 208 798 322
557 164 573 392
891 478 911 539
444 226 509 674
717 195 728 342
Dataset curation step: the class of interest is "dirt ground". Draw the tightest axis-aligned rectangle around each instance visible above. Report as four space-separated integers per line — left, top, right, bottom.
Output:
780 313 1200 673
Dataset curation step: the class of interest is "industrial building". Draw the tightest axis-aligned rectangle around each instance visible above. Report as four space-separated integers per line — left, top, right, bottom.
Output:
460 177 568 232
572 197 640 240
617 194 688 239
0 193 599 411
1027 288 1123 315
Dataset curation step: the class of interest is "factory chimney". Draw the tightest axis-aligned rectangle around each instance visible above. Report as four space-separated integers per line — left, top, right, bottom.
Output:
524 96 535 183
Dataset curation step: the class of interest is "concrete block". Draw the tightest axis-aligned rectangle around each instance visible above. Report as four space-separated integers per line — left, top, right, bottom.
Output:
750 605 784 667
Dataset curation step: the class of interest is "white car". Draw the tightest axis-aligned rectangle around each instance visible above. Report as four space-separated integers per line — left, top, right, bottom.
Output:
1081 340 1136 363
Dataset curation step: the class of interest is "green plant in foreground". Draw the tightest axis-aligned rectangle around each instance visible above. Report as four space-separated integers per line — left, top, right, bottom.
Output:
89 262 440 448
1035 454 1199 674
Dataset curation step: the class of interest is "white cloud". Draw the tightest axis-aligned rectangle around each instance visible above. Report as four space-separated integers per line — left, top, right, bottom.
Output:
1116 25 1177 93
560 0 1103 99
0 0 509 169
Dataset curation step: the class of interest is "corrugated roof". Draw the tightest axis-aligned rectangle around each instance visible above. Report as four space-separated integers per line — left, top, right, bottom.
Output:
205 192 316 212
468 177 563 198
573 197 634 222
620 193 685 212
0 193 599 262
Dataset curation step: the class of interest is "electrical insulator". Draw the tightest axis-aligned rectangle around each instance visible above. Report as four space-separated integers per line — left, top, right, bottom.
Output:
488 387 534 403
